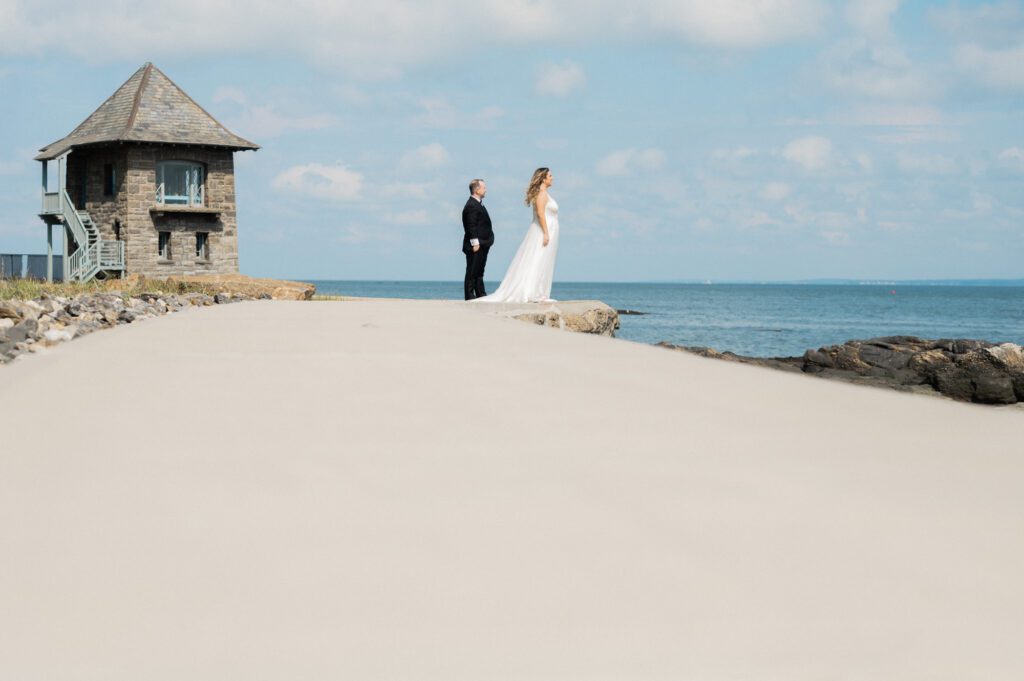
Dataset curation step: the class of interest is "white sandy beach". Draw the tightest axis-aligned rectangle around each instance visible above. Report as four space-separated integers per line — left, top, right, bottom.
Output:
1 299 1022 680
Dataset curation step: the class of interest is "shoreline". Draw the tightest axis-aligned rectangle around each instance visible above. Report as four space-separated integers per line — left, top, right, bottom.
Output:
309 281 1024 357
5 289 1022 408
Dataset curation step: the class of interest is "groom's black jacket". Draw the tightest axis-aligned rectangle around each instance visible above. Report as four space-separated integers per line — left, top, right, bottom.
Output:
462 197 494 254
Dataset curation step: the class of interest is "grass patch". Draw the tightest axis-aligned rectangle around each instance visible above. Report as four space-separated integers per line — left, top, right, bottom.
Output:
0 277 223 301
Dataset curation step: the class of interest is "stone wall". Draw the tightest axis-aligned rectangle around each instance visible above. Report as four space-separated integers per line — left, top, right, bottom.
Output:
60 144 242 278
65 148 126 241
123 146 239 277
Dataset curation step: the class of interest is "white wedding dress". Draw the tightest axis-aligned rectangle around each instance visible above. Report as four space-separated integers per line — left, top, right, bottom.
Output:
473 194 560 303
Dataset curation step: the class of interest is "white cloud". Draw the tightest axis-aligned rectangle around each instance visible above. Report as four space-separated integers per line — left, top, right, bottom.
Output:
411 97 504 130
711 146 758 161
760 182 791 201
999 147 1024 162
784 203 856 232
782 136 833 170
536 61 586 96
820 2 942 101
845 0 902 37
228 106 337 138
930 2 1024 46
596 148 667 177
646 0 826 48
272 163 364 201
832 103 944 127
971 191 994 216
0 1 828 77
390 209 433 226
336 225 398 244
820 230 851 245
820 38 939 100
212 86 247 106
211 87 338 138
954 43 1024 91
896 151 958 175
378 181 437 200
740 210 783 229
932 2 1024 92
997 146 1024 172
398 143 451 172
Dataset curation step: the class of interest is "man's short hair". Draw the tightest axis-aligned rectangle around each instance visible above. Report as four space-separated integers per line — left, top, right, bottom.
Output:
469 179 485 195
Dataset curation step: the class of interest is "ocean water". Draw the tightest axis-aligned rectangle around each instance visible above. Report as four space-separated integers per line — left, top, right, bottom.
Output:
310 280 1024 358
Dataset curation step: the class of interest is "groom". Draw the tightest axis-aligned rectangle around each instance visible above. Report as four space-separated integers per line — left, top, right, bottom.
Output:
462 178 494 300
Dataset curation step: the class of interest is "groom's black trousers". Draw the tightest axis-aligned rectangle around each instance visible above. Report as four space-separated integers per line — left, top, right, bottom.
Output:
464 244 490 300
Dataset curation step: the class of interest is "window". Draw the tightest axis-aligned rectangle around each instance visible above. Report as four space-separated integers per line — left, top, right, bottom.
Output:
158 231 171 260
103 164 116 197
196 232 209 260
156 161 204 206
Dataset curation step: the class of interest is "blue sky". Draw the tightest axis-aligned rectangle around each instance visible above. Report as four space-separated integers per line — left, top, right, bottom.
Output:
0 0 1021 281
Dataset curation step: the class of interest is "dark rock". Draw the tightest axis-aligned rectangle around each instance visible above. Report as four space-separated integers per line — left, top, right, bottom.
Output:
8 319 38 344
214 293 231 305
953 339 989 354
616 309 648 315
930 350 1018 404
1014 374 1024 402
858 343 913 371
660 336 1024 405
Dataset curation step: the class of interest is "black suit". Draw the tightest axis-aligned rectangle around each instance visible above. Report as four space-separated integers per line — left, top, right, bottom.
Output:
462 197 494 300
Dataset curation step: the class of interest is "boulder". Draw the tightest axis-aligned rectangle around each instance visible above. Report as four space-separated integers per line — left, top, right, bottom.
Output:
7 319 37 344
987 343 1024 372
42 328 76 345
470 301 620 337
661 337 1024 405
13 301 45 321
930 349 1019 405
0 302 20 320
512 302 619 336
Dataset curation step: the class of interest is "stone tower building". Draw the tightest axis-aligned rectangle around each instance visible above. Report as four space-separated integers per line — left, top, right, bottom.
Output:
36 63 259 281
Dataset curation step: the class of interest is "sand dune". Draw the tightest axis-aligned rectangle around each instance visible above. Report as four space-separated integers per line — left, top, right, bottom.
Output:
2 300 1022 680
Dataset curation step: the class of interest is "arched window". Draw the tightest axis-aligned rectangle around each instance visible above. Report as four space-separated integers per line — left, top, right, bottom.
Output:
156 161 205 206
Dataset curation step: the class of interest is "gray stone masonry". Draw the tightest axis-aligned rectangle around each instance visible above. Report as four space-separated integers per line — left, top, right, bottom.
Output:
64 144 240 277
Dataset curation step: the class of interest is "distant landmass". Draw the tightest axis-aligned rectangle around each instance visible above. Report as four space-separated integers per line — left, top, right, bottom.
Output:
655 279 1024 287
776 279 1024 287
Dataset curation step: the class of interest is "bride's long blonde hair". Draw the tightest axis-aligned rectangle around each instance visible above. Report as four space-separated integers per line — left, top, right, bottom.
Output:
524 167 550 206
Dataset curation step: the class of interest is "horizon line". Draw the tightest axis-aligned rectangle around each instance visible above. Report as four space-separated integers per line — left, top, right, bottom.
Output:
280 277 1024 285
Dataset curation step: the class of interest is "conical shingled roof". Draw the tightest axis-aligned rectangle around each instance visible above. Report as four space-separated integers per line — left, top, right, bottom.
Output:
36 63 259 160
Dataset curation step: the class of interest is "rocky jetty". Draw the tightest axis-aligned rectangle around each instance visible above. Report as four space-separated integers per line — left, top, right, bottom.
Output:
660 336 1024 405
472 301 620 337
0 291 256 364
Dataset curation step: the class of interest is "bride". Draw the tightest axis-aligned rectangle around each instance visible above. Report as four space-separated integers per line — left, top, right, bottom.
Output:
473 167 560 303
